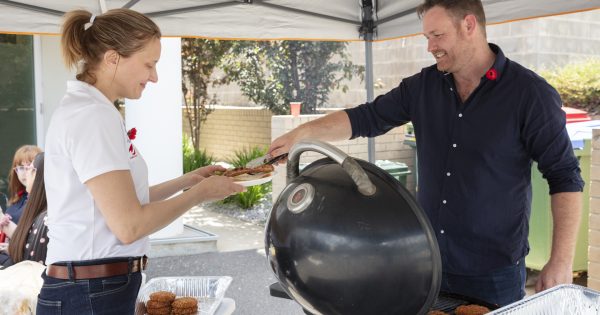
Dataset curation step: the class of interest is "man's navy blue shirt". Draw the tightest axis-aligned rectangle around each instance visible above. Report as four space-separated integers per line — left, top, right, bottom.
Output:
345 44 584 275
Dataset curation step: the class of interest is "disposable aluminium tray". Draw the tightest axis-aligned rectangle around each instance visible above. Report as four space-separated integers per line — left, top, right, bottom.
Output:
135 276 232 315
489 284 600 315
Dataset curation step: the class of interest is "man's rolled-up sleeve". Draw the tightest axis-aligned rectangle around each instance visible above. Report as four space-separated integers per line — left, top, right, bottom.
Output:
522 79 584 194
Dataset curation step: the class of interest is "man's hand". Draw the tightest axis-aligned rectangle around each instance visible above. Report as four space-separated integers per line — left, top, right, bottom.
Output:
535 259 573 292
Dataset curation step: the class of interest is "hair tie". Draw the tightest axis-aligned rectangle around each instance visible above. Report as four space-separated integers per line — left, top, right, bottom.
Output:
84 15 96 31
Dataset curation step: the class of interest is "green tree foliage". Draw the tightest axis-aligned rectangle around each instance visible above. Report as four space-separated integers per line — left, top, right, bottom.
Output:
181 39 233 149
540 59 600 115
222 41 364 115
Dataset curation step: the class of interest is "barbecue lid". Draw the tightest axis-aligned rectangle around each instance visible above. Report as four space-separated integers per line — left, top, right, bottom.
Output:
265 140 442 315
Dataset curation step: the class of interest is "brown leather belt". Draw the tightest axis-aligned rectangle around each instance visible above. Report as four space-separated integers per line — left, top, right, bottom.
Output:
47 256 148 280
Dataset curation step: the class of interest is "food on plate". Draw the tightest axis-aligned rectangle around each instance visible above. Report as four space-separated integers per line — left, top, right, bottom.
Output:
223 164 274 177
171 296 198 314
455 304 491 315
221 164 274 181
427 310 448 315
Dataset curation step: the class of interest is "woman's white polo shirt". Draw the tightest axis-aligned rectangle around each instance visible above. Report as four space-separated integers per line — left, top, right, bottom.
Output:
44 81 149 265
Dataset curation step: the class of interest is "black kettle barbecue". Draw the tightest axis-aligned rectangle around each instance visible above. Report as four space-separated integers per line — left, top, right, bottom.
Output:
265 140 442 315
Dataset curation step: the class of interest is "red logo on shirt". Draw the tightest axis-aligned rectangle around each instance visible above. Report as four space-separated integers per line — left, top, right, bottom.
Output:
486 68 498 81
128 127 138 158
127 127 137 140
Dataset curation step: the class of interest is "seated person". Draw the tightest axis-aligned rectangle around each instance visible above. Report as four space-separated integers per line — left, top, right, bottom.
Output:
5 145 42 224
0 152 48 268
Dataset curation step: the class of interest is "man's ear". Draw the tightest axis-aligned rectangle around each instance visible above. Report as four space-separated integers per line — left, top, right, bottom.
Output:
103 50 120 66
464 14 477 35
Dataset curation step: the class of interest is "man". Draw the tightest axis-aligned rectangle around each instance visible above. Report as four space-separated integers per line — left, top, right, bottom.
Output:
268 0 584 307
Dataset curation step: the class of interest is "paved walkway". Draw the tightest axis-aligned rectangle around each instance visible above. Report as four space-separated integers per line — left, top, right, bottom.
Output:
182 205 265 252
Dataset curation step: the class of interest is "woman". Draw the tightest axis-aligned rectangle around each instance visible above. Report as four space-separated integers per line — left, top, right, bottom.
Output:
38 9 244 314
5 145 42 224
0 152 48 268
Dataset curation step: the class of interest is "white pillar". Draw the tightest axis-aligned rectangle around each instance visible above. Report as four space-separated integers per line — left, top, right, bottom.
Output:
125 37 183 238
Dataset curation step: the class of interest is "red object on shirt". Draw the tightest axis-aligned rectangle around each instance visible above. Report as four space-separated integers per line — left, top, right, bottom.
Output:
0 232 6 243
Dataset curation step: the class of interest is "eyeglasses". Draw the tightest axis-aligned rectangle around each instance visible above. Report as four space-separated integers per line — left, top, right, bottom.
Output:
13 164 35 175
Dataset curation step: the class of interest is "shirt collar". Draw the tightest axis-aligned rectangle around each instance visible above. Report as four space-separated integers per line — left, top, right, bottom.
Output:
67 80 115 108
486 43 506 82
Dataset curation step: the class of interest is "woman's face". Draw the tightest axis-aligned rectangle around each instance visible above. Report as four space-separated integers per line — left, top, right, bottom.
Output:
113 37 161 100
14 160 33 187
25 164 37 194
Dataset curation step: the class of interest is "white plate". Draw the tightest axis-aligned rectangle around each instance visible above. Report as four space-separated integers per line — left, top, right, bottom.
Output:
234 172 274 187
135 276 232 315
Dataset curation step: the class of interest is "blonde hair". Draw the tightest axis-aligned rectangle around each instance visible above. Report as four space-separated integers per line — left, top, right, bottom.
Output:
7 145 42 204
61 8 161 84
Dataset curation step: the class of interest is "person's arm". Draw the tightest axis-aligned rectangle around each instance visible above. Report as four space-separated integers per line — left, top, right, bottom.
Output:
0 214 17 238
535 191 581 292
86 170 244 244
149 165 226 202
268 110 352 158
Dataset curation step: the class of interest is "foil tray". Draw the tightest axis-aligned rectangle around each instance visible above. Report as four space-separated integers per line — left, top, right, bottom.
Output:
135 276 232 315
489 284 600 314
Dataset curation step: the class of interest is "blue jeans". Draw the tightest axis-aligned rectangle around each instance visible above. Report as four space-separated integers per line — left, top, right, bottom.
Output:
441 258 526 307
37 257 143 315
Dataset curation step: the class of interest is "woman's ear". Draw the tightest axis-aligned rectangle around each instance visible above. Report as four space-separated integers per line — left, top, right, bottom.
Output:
103 50 120 66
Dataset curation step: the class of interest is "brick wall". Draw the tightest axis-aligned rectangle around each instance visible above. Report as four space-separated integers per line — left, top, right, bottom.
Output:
271 115 416 202
589 129 600 290
184 106 272 161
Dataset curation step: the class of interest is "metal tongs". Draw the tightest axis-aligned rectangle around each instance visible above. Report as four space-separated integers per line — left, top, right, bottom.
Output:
245 153 288 168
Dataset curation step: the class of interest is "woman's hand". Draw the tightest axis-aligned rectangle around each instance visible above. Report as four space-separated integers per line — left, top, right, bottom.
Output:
184 165 227 188
193 175 245 203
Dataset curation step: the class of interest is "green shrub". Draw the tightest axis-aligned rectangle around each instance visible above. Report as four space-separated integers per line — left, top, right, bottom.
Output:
222 145 271 209
182 134 214 173
540 59 600 115
228 146 268 168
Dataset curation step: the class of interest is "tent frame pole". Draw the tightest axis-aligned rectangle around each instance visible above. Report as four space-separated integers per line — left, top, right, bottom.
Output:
361 0 376 163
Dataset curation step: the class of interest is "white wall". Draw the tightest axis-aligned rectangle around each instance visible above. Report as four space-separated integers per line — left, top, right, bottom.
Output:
126 37 183 238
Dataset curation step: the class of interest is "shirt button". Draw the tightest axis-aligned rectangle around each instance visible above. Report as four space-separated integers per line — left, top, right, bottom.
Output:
458 113 463 117
440 229 445 234
450 88 453 91
442 200 447 204
446 172 451 176
452 143 457 148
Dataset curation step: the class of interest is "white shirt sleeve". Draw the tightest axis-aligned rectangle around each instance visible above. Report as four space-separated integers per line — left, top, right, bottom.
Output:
67 105 130 184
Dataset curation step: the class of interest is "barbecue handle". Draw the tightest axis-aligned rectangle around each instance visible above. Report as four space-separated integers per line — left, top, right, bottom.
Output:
287 140 376 196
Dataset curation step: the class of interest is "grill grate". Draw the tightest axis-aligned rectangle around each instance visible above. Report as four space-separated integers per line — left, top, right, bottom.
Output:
431 294 468 313
269 283 498 314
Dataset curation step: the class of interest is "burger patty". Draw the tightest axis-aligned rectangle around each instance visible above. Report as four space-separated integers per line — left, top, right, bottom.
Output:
223 164 275 177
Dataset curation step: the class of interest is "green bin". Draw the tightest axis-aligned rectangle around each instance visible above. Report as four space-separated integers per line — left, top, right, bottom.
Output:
375 160 411 186
526 139 590 272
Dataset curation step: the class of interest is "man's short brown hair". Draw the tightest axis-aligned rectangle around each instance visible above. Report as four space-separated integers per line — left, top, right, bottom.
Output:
417 0 487 36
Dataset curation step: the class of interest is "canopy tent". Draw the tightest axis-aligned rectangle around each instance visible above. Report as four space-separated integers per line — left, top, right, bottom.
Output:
0 0 598 40
1 0 598 161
